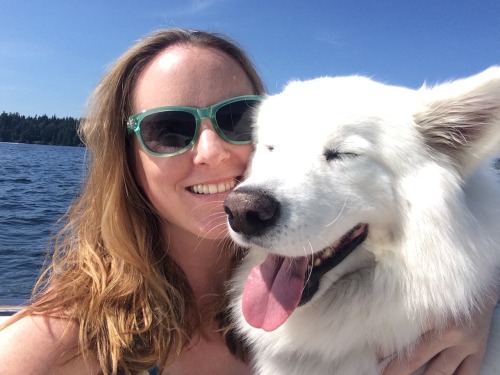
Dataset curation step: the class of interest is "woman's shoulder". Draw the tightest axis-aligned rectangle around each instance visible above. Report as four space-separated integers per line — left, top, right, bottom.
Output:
0 312 101 374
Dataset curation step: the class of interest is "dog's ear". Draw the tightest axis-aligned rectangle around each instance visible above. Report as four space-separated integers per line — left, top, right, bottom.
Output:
414 66 500 175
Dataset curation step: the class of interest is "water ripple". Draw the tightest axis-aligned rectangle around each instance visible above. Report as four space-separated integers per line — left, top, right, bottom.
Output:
0 142 87 299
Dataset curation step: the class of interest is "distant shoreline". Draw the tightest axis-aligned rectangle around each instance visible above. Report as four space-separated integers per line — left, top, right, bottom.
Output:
0 141 84 147
0 112 82 146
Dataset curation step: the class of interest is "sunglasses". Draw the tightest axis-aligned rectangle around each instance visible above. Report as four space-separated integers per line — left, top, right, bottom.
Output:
127 95 262 157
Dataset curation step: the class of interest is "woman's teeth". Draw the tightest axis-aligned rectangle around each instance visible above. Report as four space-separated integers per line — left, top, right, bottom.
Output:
191 179 236 194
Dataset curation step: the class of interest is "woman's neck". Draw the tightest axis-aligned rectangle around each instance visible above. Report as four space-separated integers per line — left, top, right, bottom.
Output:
163 225 233 303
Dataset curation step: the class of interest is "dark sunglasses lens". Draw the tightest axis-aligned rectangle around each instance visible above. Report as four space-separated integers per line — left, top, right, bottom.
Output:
140 111 196 154
215 99 259 142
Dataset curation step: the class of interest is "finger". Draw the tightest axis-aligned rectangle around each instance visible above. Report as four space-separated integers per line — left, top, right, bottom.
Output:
455 354 484 375
382 358 418 375
422 351 460 375
382 353 436 375
382 332 451 375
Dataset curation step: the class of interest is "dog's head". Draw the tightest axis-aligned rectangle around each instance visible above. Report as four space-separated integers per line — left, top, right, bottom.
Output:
224 67 500 331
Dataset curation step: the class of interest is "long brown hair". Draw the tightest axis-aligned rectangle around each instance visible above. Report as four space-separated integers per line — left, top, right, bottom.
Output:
21 29 265 374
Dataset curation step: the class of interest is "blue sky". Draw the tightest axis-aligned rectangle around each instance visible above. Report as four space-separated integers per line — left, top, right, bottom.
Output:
1 0 499 118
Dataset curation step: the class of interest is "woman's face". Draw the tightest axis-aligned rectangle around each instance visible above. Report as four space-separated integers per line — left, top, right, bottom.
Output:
132 45 255 244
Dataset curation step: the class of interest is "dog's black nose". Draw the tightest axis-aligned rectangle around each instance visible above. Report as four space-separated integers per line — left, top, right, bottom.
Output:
224 187 280 236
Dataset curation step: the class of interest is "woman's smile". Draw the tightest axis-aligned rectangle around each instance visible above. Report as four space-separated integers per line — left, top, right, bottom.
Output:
189 177 238 195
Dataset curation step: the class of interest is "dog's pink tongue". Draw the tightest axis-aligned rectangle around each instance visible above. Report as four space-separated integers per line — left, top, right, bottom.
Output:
242 254 308 331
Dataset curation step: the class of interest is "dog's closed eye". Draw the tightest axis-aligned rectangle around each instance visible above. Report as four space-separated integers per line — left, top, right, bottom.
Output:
324 149 358 162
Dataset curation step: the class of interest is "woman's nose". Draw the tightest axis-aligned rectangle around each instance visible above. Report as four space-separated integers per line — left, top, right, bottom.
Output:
192 120 230 166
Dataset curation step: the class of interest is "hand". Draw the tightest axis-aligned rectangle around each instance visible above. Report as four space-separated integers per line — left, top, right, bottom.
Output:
382 298 496 375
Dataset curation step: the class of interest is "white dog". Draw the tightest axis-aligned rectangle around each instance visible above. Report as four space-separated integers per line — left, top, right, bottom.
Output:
224 67 500 374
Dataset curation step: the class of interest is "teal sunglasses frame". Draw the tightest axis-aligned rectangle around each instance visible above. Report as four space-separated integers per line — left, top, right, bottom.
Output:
127 95 262 157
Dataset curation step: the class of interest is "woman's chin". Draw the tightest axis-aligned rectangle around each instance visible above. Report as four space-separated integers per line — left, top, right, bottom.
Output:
198 225 229 241
194 215 230 241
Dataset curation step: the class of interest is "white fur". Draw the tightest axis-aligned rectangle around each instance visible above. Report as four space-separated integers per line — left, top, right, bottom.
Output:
228 68 500 374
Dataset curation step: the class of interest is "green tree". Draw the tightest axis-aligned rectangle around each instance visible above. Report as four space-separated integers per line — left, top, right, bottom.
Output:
0 112 82 146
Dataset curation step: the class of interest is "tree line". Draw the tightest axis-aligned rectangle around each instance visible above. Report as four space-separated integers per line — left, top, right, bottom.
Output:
0 112 82 146
0 111 499 170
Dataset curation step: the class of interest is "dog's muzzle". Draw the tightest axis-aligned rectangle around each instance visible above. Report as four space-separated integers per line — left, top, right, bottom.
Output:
224 187 281 236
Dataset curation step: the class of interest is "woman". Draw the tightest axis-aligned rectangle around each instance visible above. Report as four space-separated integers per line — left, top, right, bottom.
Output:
0 29 495 375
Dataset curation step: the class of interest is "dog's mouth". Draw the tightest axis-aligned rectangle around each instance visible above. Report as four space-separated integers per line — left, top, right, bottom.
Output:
300 224 369 306
241 223 368 332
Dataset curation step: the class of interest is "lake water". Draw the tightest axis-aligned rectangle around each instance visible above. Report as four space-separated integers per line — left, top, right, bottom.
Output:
0 142 499 302
0 142 87 300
